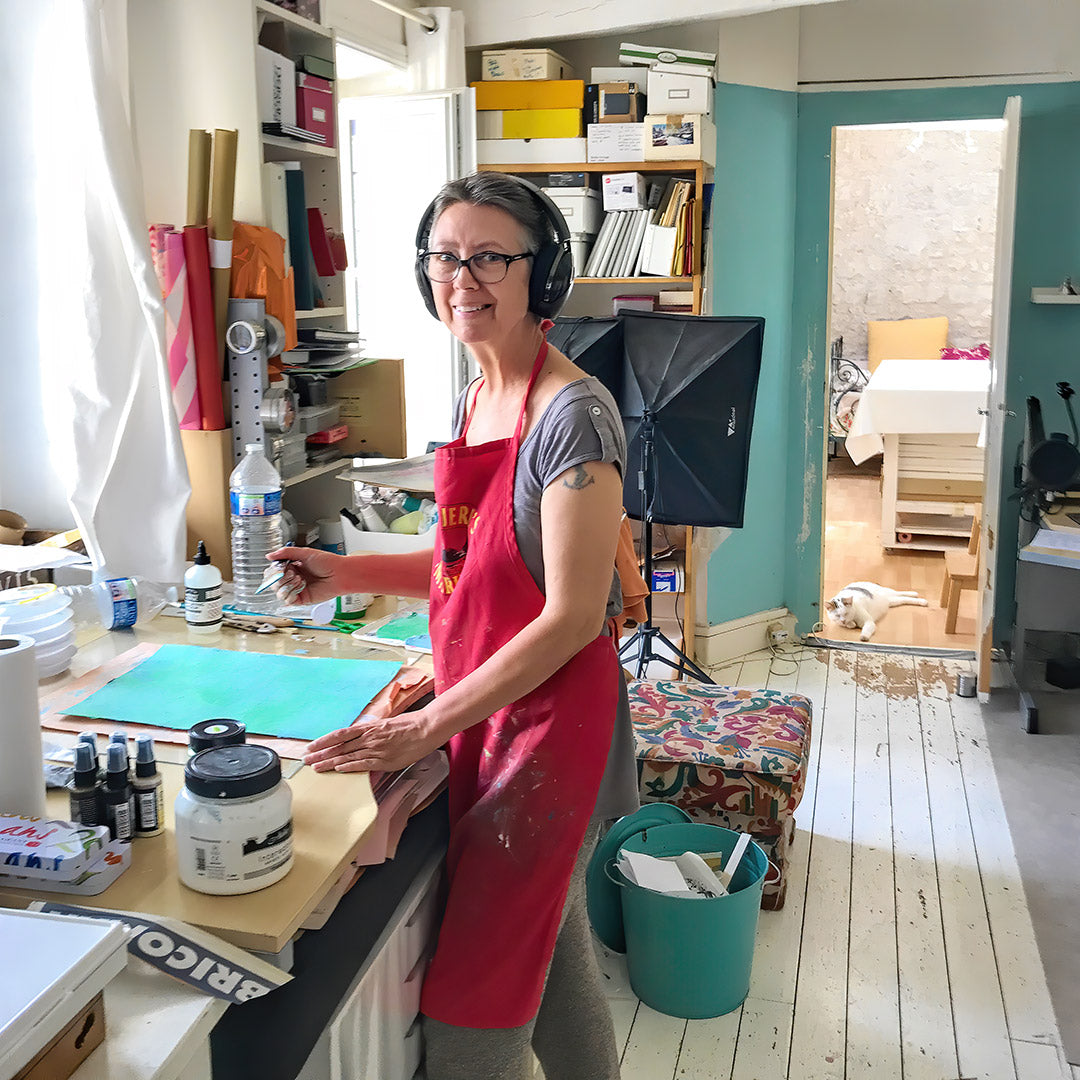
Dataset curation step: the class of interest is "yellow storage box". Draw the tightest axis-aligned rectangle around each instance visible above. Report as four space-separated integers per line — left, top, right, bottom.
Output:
480 109 583 140
472 79 585 111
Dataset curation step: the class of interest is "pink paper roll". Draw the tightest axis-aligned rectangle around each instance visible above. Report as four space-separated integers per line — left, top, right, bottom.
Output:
163 230 202 430
182 226 227 430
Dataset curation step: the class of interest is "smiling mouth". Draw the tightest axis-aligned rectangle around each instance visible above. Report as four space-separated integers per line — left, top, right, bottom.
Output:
453 303 491 313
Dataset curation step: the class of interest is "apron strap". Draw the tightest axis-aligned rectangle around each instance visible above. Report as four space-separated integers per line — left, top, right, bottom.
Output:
461 333 549 442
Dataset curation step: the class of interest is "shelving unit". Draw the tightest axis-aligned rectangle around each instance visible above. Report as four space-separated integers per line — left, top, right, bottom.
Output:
477 159 710 314
479 156 713 661
1030 287 1080 304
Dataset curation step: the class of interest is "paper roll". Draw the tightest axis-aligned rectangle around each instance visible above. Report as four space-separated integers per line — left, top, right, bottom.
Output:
163 230 202 430
0 635 47 818
187 129 212 228
209 128 238 369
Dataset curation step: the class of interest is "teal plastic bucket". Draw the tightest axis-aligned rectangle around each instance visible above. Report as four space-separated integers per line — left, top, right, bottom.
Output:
615 822 767 1019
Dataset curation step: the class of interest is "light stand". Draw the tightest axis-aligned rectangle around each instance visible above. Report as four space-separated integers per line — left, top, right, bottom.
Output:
619 411 713 682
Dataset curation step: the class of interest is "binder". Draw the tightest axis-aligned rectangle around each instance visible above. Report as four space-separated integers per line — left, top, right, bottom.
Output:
598 211 632 277
583 212 616 277
621 209 650 277
632 210 659 277
261 163 291 268
284 166 315 310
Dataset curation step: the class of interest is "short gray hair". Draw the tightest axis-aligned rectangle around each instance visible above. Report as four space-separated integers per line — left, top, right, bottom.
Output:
426 172 548 254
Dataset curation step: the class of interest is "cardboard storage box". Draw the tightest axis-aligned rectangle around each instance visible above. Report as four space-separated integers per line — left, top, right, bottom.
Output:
256 45 297 127
618 41 716 76
586 122 645 163
482 48 574 81
599 83 646 123
544 188 602 234
328 358 406 458
644 113 716 165
648 67 713 116
296 71 334 146
478 137 588 165
472 79 584 111
602 171 646 211
590 66 648 92
477 108 582 140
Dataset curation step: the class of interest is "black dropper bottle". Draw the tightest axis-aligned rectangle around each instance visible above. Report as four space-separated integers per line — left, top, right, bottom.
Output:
104 743 136 842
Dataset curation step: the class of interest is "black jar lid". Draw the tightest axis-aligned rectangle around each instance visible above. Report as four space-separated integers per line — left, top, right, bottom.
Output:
189 718 246 754
185 745 282 799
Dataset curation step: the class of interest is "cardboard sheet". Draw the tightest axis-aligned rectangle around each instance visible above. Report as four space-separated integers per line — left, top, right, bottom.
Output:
59 644 402 742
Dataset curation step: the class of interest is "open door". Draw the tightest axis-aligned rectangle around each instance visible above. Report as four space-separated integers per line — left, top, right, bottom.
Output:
338 88 476 455
976 95 1021 698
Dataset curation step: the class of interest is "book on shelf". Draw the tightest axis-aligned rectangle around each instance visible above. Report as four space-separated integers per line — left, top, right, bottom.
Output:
598 212 631 277
261 163 292 268
582 211 616 277
262 121 327 145
284 166 315 310
297 327 361 343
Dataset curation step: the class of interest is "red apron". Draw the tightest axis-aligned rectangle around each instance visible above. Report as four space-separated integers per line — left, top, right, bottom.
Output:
420 338 619 1029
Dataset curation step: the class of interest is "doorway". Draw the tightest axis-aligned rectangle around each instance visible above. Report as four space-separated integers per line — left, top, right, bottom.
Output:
820 119 1005 649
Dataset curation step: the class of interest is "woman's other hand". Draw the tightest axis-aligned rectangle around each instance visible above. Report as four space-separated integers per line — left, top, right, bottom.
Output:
303 710 442 773
265 546 342 605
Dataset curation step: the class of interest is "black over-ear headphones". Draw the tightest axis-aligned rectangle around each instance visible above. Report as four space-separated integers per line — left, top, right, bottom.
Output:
414 175 574 321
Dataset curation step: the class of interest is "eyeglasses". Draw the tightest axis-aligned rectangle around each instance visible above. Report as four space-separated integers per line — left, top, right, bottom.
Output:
420 250 533 284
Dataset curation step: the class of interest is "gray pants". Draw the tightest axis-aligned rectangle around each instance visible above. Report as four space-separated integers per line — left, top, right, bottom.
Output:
423 825 621 1080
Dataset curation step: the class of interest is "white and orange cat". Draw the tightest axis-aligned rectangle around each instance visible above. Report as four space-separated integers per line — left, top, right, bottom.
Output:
824 582 927 640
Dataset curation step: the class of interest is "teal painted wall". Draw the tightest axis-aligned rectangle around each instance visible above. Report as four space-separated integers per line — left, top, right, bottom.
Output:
706 81 798 624
786 81 1080 638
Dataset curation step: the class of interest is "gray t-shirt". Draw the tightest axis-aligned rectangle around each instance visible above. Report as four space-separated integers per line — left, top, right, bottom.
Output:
453 376 640 823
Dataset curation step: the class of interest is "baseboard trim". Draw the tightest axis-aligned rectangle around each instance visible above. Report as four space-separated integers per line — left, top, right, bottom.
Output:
695 608 796 669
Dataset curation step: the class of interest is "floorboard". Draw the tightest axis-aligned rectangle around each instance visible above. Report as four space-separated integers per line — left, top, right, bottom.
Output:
594 650 1068 1079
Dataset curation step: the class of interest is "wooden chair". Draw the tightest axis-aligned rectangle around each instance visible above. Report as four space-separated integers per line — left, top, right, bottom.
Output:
940 515 980 634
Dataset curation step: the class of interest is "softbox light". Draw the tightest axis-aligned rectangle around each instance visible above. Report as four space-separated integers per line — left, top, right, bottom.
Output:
551 311 765 528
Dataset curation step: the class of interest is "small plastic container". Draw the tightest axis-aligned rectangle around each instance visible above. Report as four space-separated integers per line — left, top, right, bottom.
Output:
174 745 293 895
188 719 247 757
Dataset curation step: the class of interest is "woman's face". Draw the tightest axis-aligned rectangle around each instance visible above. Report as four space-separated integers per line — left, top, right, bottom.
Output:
427 202 534 348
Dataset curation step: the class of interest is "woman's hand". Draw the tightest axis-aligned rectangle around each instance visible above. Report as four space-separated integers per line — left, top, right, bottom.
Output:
265 546 342 605
303 709 442 773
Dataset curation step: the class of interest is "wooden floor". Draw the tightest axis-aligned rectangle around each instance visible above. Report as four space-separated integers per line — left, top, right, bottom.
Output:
821 459 978 649
581 649 1073 1080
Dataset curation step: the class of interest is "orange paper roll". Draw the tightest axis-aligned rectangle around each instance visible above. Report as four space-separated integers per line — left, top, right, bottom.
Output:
208 128 238 371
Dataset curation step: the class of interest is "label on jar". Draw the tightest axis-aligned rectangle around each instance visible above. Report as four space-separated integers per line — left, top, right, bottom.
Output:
191 819 293 883
105 577 139 628
335 593 369 619
185 584 223 627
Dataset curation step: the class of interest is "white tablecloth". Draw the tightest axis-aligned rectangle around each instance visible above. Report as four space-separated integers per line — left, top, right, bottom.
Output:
845 357 990 465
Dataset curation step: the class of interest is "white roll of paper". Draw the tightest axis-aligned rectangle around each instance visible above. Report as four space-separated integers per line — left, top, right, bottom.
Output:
0 635 47 818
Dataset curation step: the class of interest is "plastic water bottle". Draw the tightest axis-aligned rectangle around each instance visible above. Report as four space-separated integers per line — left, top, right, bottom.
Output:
230 442 284 612
60 578 179 630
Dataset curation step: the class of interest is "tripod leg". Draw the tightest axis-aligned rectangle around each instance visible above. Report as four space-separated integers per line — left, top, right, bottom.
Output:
649 628 714 683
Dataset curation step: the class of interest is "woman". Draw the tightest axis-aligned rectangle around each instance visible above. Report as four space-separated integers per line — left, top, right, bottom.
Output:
268 172 638 1080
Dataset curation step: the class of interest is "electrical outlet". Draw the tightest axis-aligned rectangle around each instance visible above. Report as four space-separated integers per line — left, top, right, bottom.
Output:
767 621 789 645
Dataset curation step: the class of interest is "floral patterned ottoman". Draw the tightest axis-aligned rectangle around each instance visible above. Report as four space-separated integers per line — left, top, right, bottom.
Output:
628 680 813 910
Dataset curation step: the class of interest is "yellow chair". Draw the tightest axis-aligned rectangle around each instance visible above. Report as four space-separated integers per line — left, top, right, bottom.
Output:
867 315 950 375
940 515 980 634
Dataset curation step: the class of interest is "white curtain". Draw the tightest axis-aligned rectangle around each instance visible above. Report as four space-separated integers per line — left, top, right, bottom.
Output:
0 0 189 584
406 6 466 91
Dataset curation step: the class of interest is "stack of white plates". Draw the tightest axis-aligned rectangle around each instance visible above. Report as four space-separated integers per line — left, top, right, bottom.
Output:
0 584 77 679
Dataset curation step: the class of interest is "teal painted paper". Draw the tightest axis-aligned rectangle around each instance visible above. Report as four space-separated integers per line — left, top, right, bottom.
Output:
372 611 429 642
65 645 403 741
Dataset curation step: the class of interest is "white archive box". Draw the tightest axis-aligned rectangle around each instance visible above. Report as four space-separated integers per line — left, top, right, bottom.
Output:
482 48 575 81
602 172 647 211
255 45 297 127
644 113 716 165
586 123 645 163
0 908 128 1080
648 67 714 116
477 137 588 165
544 188 602 235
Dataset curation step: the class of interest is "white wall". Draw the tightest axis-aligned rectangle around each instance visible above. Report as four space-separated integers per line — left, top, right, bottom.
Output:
830 122 1002 357
326 0 412 65
452 0 838 49
798 0 1080 84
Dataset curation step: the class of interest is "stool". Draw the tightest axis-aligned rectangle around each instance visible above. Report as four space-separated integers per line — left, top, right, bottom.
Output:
628 680 812 911
940 514 981 635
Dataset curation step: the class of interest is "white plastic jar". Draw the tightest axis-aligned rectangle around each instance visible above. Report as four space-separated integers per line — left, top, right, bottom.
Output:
174 745 293 895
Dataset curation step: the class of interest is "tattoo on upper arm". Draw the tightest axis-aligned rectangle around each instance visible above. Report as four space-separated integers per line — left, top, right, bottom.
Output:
562 464 595 491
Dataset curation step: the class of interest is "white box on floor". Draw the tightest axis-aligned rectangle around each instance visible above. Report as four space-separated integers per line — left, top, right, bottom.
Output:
647 67 713 116
644 113 716 165
587 123 645 163
544 188 602 234
602 171 646 211
477 137 588 165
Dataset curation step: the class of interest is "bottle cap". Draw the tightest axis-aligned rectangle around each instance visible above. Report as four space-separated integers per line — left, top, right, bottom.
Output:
245 442 262 454
109 732 128 752
194 540 210 566
189 718 247 754
74 743 97 784
134 735 158 777
106 743 129 787
185 745 282 799
77 733 98 760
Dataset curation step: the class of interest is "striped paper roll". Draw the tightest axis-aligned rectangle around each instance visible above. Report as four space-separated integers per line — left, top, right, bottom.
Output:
163 230 202 430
